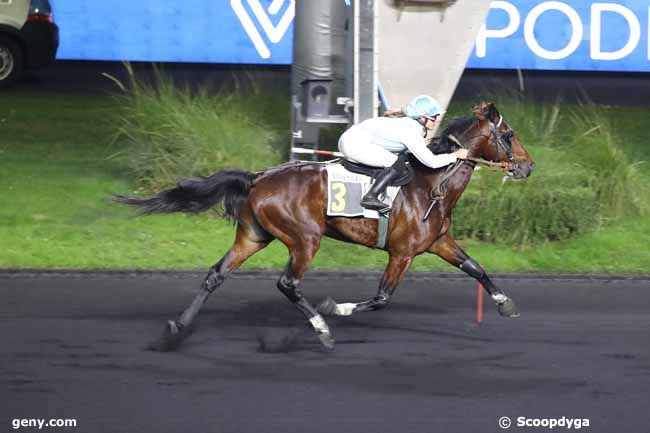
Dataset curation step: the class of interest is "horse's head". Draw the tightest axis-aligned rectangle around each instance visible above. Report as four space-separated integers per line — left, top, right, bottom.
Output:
470 101 535 179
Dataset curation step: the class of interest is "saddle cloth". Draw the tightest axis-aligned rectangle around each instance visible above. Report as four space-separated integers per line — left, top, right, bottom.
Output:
325 163 401 219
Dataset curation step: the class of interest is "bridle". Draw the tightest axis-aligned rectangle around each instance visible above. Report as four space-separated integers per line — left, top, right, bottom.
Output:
422 115 516 221
489 115 515 164
446 115 516 173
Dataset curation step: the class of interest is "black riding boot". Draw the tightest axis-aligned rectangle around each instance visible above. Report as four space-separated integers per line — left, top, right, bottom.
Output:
361 166 400 212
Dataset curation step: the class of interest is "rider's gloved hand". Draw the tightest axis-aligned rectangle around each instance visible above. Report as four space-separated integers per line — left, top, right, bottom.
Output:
454 149 469 160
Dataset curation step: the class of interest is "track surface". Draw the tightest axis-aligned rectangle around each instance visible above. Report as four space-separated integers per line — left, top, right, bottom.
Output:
1 272 649 433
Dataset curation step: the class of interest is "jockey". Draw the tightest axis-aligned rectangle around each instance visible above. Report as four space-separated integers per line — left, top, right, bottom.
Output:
338 94 469 212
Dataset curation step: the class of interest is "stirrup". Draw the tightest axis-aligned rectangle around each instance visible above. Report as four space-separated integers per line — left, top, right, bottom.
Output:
361 197 391 214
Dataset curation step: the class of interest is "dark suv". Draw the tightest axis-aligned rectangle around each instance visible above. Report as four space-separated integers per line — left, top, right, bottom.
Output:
0 0 59 88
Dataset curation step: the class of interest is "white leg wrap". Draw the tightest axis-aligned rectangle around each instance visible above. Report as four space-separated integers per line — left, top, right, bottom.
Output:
334 303 357 316
492 293 509 304
309 315 331 334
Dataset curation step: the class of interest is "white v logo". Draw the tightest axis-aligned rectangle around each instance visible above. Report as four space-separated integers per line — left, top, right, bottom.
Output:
231 0 295 59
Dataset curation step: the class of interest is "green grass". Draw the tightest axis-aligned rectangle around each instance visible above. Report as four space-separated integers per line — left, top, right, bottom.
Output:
106 64 289 190
446 98 649 243
111 70 649 245
1 85 649 272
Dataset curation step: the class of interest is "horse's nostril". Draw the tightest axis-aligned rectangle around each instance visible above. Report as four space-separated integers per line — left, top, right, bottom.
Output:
515 161 535 178
522 161 535 175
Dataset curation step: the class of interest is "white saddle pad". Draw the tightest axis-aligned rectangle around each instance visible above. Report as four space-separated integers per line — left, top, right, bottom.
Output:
325 163 401 219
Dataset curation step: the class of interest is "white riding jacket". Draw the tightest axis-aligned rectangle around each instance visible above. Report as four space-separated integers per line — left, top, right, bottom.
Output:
339 116 457 169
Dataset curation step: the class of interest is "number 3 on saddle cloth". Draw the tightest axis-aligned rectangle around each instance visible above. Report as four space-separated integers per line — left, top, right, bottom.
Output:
326 154 413 219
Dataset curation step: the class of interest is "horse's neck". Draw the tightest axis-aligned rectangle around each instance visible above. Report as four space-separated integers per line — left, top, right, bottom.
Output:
446 161 475 199
414 161 475 204
419 118 481 201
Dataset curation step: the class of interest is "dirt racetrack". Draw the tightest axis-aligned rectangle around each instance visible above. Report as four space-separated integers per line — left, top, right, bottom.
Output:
1 271 649 433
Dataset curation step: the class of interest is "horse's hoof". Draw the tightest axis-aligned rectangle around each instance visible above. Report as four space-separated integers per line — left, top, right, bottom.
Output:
316 297 338 316
498 298 520 318
318 332 335 351
147 320 188 352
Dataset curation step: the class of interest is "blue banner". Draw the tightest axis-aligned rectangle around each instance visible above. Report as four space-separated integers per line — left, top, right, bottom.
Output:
53 0 650 72
52 0 294 64
467 1 650 72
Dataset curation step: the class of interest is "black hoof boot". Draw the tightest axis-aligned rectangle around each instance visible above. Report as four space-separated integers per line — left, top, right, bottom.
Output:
498 298 520 318
147 320 190 352
316 297 338 316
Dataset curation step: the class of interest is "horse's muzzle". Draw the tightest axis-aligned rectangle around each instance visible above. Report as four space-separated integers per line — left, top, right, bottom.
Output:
510 160 535 179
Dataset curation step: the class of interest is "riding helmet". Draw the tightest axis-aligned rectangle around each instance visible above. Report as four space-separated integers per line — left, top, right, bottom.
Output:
405 95 444 119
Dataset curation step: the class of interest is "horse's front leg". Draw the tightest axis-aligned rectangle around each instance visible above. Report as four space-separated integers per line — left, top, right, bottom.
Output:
317 254 413 316
429 234 519 317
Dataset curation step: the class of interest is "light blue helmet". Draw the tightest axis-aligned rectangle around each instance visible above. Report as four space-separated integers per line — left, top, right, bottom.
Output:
405 95 443 119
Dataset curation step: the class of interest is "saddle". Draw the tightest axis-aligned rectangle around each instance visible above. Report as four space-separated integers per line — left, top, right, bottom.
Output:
341 153 414 187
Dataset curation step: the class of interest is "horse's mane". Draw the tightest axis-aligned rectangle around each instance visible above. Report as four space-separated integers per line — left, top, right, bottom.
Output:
429 116 476 154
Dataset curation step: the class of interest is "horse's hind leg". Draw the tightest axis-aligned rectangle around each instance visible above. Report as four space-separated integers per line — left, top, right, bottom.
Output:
429 234 519 317
151 223 271 351
276 236 335 350
317 254 412 316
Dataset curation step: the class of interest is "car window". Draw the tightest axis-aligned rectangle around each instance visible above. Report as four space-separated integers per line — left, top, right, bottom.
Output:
29 0 52 15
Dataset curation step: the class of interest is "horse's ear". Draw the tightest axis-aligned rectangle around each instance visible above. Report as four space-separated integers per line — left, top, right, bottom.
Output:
473 101 490 120
473 101 499 122
487 102 500 123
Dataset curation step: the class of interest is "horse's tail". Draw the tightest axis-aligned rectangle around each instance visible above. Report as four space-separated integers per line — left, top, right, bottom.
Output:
114 169 256 222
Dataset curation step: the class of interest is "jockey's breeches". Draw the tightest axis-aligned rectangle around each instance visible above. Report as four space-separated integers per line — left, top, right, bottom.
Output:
338 127 399 168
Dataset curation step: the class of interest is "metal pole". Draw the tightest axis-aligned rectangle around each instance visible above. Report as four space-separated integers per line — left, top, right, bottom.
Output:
477 283 484 323
353 0 360 124
291 147 344 158
354 0 378 123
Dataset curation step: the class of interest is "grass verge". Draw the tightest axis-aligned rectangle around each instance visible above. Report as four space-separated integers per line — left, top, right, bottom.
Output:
108 64 288 190
1 86 648 272
448 97 648 243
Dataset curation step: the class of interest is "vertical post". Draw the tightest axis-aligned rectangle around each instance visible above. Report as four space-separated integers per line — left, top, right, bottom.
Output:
353 0 360 123
290 1 349 160
353 0 378 124
477 283 484 323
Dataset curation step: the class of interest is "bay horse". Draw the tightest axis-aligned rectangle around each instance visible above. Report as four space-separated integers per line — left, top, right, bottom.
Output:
115 101 535 351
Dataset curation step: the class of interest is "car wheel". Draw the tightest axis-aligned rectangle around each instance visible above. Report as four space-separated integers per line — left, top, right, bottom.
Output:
0 36 24 89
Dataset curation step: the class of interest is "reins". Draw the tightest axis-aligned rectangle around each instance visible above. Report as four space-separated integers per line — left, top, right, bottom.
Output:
467 156 513 171
447 134 513 172
422 159 465 221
